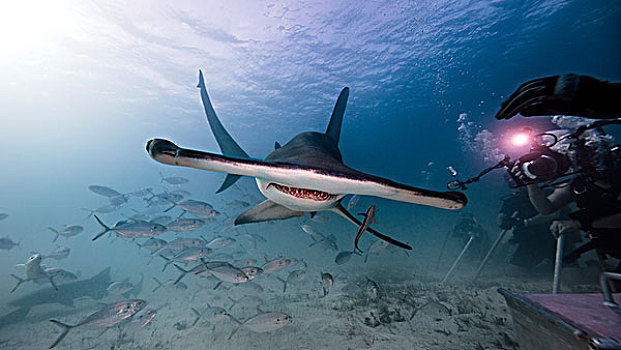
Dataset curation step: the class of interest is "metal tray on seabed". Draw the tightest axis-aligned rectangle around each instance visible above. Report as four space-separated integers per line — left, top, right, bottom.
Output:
499 272 621 350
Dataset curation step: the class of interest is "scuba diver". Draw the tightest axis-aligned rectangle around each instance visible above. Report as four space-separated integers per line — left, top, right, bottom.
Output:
450 212 490 262
495 73 621 120
498 186 579 271
494 73 621 280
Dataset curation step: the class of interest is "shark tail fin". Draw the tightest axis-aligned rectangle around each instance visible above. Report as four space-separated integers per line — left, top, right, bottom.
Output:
92 216 111 241
49 320 76 349
325 87 349 145
10 274 25 293
197 70 249 193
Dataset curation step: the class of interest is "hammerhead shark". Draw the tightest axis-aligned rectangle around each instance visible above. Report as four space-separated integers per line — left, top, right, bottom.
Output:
146 71 467 250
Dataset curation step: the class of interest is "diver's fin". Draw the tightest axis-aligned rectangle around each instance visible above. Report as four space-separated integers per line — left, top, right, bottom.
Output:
274 141 282 149
329 203 412 250
234 200 304 225
325 87 349 145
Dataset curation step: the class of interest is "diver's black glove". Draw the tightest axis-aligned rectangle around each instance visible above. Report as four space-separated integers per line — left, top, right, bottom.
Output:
496 74 621 120
498 213 524 230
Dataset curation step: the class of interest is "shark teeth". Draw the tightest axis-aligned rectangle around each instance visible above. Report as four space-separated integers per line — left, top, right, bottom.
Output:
267 183 336 201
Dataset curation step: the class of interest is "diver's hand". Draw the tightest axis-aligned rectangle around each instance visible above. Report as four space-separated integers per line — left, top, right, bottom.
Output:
549 219 580 239
496 74 619 120
497 213 524 230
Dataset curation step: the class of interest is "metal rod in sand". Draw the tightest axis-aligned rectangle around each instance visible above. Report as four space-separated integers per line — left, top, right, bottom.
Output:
441 234 474 284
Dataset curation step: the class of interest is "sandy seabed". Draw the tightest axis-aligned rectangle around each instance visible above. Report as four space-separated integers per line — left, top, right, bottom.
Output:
0 260 601 350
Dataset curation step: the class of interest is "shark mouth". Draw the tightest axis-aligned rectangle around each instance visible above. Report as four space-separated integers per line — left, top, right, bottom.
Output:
267 183 336 201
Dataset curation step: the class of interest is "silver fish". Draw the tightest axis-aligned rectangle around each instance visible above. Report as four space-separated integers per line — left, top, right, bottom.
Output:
165 199 220 218
136 237 167 253
299 224 325 240
48 225 83 242
161 175 189 185
107 281 134 295
278 270 306 293
158 238 204 254
0 237 19 250
49 299 146 348
205 236 236 250
88 185 122 198
232 258 258 267
228 312 292 339
127 187 153 197
309 233 338 251
262 258 292 274
92 216 167 241
152 277 187 292
206 263 249 284
166 218 205 232
240 266 263 280
126 309 157 332
334 250 359 265
321 272 333 297
42 246 70 260
161 248 211 271
354 204 377 252
82 204 122 218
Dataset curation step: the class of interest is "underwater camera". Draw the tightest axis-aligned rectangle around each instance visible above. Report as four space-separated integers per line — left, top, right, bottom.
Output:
447 119 621 191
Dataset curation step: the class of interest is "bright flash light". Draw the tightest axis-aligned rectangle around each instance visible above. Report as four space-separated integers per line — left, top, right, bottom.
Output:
511 133 530 147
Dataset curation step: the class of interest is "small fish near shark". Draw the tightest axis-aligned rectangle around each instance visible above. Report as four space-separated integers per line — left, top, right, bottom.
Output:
146 71 467 250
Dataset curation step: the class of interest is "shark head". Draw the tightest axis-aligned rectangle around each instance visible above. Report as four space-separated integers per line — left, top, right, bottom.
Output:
146 70 467 250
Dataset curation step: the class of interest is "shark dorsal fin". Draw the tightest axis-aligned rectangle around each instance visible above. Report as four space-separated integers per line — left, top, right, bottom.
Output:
197 70 249 193
274 141 282 149
325 87 349 145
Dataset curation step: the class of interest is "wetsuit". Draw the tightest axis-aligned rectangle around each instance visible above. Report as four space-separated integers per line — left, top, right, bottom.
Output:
499 189 559 269
451 217 490 261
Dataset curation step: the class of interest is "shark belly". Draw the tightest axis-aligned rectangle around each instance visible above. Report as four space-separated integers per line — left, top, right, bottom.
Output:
255 178 345 211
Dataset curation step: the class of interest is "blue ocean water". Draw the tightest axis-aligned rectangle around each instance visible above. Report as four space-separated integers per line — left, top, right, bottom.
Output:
0 1 620 348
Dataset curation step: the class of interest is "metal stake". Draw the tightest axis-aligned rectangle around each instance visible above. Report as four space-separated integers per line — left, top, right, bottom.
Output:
472 228 510 283
552 234 565 294
442 235 474 284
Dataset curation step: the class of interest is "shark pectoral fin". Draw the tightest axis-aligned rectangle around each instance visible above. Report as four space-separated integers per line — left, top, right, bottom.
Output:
216 174 243 194
234 200 305 225
329 203 412 250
